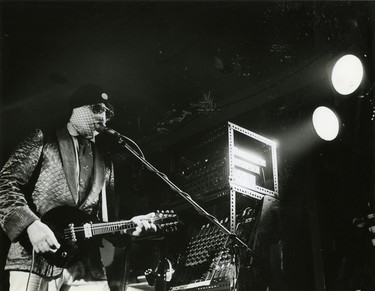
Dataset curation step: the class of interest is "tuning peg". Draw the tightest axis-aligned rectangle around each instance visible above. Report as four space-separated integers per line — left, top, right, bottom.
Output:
144 268 158 286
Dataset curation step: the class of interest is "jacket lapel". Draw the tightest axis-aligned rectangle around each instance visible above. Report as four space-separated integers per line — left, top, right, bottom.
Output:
57 126 106 210
56 126 79 203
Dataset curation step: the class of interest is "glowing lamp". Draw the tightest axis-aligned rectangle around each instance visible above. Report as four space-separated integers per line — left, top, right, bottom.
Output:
312 106 340 141
331 54 363 95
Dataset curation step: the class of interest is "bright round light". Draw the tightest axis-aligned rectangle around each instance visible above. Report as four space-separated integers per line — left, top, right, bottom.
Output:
331 54 363 95
312 106 340 141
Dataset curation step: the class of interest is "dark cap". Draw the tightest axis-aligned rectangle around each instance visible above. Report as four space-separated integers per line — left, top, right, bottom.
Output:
69 84 114 111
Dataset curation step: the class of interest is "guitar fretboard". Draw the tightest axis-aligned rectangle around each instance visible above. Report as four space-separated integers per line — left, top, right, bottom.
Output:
91 220 137 235
64 213 177 241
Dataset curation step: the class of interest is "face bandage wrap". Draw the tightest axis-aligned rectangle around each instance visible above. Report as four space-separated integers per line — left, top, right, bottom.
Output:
69 106 105 138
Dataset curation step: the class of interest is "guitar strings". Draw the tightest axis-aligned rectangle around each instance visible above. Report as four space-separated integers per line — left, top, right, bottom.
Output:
63 216 174 234
64 221 137 233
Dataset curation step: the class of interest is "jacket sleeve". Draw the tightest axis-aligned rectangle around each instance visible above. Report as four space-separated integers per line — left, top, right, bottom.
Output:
0 129 44 241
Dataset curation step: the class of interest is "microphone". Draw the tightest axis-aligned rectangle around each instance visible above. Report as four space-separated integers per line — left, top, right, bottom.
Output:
95 123 146 158
95 123 120 136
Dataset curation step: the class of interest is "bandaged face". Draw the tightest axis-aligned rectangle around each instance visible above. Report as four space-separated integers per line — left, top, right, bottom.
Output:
69 103 112 138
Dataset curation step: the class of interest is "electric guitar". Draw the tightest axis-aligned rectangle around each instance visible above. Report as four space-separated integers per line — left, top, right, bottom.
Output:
21 206 179 268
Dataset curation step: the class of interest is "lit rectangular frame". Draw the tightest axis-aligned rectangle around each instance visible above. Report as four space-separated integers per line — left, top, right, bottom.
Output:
228 122 279 199
228 122 279 232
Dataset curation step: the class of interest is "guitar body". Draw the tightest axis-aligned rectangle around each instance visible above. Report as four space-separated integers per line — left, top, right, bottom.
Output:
21 206 100 268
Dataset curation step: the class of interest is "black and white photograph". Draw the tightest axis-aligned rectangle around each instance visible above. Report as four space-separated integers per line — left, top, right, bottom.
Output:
0 1 374 291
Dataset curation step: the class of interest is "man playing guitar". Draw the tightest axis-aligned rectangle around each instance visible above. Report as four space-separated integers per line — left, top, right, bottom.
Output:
0 84 157 291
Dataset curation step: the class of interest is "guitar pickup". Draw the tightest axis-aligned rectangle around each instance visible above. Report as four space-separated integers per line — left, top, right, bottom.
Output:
83 222 93 238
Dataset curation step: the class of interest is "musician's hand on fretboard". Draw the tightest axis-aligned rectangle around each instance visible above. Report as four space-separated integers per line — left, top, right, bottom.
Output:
125 212 157 236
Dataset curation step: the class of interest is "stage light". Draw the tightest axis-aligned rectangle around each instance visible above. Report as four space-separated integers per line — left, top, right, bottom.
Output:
312 106 340 141
233 147 266 167
331 54 364 95
232 146 266 189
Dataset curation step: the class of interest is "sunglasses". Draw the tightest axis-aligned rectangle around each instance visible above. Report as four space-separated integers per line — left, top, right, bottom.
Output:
90 103 114 120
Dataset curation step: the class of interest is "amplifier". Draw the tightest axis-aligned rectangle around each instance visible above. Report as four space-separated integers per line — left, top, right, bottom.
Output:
168 208 257 291
166 122 276 211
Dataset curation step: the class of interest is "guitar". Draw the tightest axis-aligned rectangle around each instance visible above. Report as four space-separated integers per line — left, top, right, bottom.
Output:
21 206 179 268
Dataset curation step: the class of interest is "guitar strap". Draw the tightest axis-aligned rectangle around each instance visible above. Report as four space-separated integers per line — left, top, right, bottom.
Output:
101 183 108 222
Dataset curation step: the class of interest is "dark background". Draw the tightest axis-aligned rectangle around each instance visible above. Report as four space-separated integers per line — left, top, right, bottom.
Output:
1 1 375 290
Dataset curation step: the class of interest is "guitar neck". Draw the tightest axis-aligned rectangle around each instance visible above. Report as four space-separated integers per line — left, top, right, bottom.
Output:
90 220 138 236
65 212 177 240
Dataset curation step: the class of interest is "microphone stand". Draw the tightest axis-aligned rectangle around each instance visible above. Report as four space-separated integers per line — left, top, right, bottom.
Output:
101 126 256 255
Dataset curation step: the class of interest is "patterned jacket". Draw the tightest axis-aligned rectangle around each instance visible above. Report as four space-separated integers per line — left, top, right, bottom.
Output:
0 126 115 279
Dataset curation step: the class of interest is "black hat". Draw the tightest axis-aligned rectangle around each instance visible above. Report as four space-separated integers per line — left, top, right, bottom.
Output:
69 84 114 111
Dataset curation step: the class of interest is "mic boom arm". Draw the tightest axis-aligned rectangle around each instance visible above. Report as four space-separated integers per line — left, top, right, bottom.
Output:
96 124 255 255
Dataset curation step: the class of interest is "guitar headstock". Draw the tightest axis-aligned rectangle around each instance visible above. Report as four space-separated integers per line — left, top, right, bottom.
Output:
154 210 180 233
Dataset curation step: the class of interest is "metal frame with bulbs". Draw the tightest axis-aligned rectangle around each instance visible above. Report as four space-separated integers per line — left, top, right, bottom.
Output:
227 121 279 232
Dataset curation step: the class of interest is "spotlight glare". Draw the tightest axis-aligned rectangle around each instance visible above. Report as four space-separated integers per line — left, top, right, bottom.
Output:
331 54 363 95
312 106 340 141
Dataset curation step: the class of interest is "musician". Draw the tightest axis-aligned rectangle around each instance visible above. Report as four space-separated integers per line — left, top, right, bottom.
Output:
0 84 157 290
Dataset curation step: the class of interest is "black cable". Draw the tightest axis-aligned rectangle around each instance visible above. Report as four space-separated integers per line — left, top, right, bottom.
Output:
25 248 36 291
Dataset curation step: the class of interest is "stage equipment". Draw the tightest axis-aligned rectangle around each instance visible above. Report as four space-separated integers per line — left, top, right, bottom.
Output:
227 122 278 232
161 122 281 291
168 208 257 291
354 212 375 247
169 122 278 231
312 106 340 141
331 54 364 95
